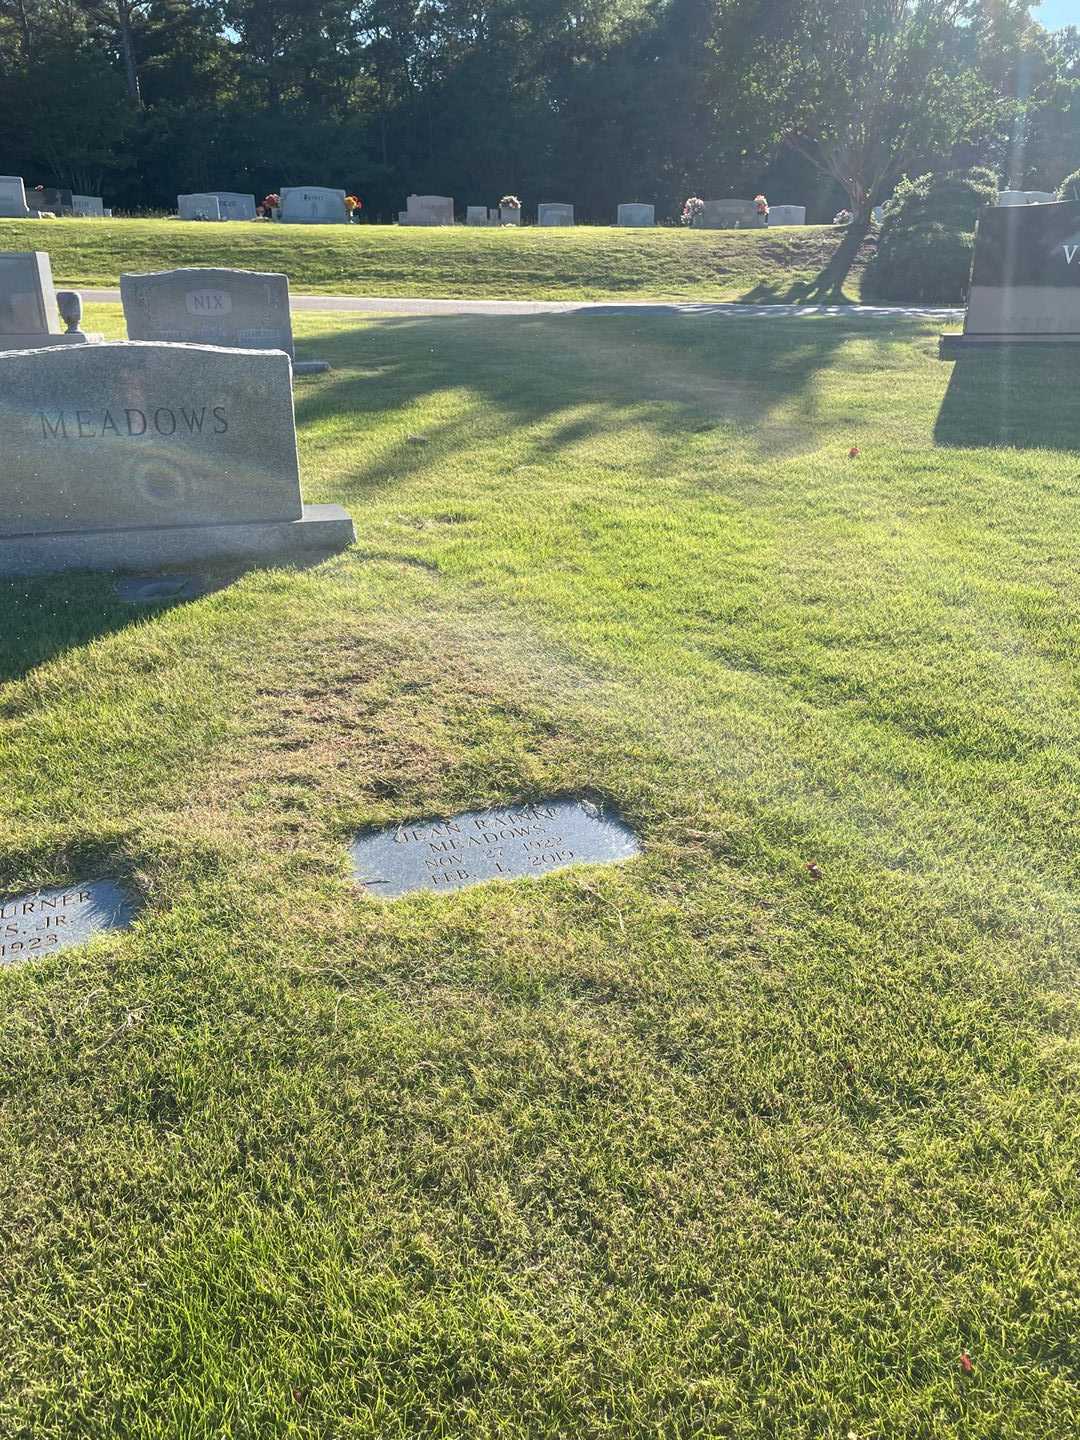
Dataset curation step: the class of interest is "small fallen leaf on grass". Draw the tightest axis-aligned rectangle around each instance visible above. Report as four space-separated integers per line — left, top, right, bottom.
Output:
959 1351 973 1374
806 861 822 880
848 446 860 458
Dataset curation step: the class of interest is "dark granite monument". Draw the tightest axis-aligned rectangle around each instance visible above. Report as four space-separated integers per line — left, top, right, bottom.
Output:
0 880 137 964
350 798 640 898
941 199 1080 355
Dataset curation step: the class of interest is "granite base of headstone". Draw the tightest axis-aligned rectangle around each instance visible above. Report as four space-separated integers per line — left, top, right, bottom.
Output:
941 198 1080 355
120 266 330 375
0 341 354 577
0 252 101 350
0 880 137 964
617 203 655 226
350 798 640 898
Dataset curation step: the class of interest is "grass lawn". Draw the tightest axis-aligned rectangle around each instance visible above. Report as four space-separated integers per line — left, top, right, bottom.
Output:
0 216 865 301
2 303 1078 1438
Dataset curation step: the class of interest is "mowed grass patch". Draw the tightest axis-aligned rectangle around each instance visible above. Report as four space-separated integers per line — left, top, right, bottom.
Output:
1 308 1079 1438
0 215 865 300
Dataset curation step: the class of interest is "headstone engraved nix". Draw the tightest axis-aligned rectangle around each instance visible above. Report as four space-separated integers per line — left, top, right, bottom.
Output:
350 798 640 898
0 341 354 576
120 267 330 376
941 198 1080 354
0 881 136 964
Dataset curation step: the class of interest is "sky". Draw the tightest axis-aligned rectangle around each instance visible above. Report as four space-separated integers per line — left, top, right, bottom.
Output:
1037 0 1080 28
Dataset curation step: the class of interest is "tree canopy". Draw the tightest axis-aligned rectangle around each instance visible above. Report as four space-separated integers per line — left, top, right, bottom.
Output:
0 0 1074 218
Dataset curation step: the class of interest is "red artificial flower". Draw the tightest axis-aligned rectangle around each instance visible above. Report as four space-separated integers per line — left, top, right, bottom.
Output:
960 1351 974 1374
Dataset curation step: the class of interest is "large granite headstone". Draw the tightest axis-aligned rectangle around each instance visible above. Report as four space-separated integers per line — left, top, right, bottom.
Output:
120 266 329 376
617 203 655 227
279 187 348 224
208 192 257 221
178 193 223 221
400 195 454 226
0 342 354 575
465 206 489 226
0 176 33 218
0 251 98 350
768 205 806 226
121 267 294 355
941 198 1080 354
695 199 757 229
538 203 574 227
1 880 136 964
36 187 73 214
72 194 105 217
350 798 640 898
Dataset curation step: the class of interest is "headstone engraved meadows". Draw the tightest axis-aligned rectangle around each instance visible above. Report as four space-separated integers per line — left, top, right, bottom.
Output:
400 195 455 226
0 342 354 576
278 187 348 224
617 203 655 227
696 199 758 229
120 267 330 376
941 198 1080 355
537 203 574 227
178 193 223 221
0 175 35 218
768 204 806 226
350 798 640 898
71 195 105 217
0 880 136 964
0 251 99 350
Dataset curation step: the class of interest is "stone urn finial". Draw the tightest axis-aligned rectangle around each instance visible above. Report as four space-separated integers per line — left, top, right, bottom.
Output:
56 290 83 334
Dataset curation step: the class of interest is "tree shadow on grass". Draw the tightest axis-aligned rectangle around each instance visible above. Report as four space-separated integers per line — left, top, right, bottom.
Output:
935 349 1080 451
291 310 893 502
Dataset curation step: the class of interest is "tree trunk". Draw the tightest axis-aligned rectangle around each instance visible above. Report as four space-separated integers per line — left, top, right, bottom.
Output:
813 201 873 295
118 6 142 107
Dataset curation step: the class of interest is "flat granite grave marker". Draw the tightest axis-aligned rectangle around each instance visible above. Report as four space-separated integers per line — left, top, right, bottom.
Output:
0 341 354 576
350 798 640 898
941 198 1080 354
0 880 137 964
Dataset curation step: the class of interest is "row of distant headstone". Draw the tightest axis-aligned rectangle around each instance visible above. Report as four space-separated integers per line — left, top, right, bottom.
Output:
175 191 810 228
401 196 809 227
0 176 108 218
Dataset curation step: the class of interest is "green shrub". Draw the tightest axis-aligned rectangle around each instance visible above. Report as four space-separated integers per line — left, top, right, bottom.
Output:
1057 168 1080 201
863 167 995 304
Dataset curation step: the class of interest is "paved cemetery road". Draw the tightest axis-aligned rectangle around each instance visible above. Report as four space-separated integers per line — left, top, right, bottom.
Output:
79 288 963 320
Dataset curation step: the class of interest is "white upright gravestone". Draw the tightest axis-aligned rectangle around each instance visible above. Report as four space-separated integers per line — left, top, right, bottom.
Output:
0 343 354 576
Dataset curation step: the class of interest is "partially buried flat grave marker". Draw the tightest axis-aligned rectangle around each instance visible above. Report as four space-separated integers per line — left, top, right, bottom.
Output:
350 798 640 898
0 880 136 964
